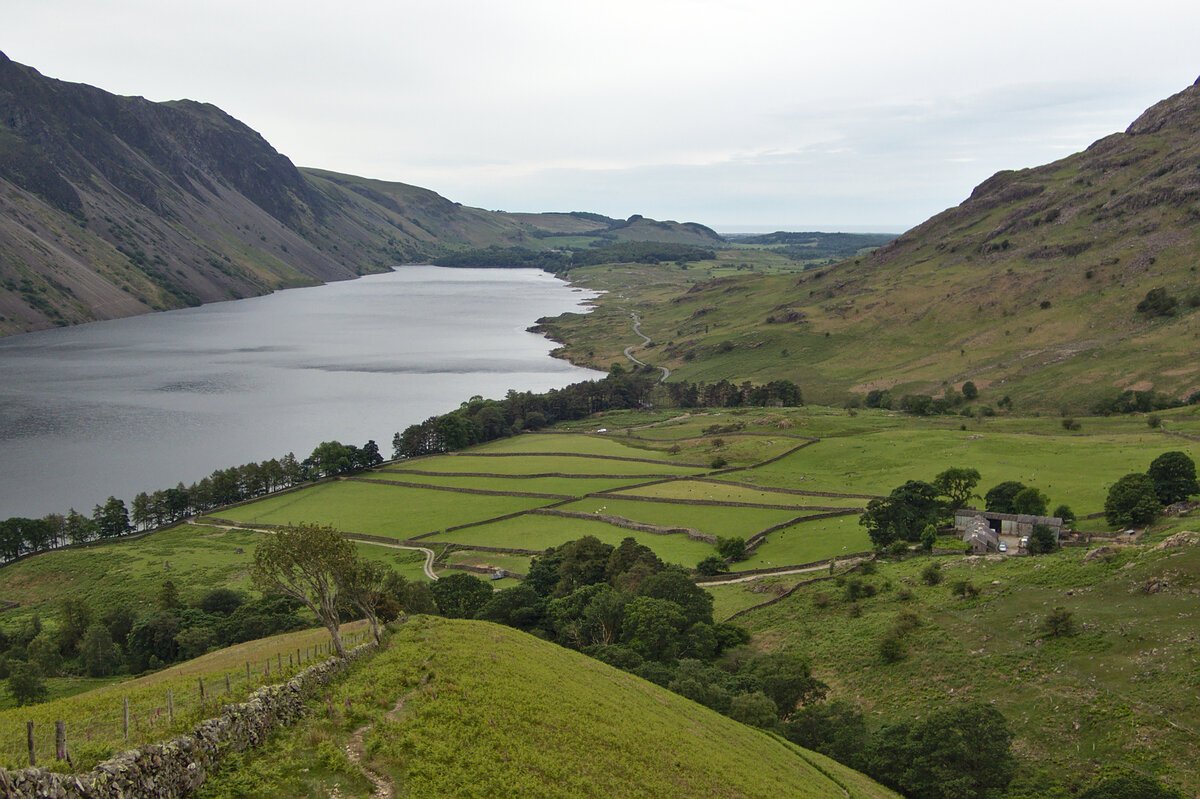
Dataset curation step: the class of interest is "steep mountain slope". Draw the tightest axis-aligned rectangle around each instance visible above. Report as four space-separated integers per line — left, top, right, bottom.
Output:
541 77 1200 410
0 53 716 336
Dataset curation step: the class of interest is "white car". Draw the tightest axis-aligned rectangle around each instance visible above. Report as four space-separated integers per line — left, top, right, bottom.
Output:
998 542 1008 553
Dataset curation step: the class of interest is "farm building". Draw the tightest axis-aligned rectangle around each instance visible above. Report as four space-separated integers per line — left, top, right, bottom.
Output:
954 509 1064 538
962 516 1000 554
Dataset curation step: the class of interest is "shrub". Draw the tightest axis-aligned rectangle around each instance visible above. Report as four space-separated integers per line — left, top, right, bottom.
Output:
1042 607 1075 637
846 603 863 618
1137 287 1178 316
1104 472 1162 527
710 455 728 469
886 540 909 557
812 592 831 609
1147 414 1162 428
879 634 906 663
950 579 979 598
920 562 943 586
1062 417 1081 431
895 587 914 601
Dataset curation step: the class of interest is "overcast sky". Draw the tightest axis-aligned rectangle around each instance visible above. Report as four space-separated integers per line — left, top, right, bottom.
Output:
5 1 1199 232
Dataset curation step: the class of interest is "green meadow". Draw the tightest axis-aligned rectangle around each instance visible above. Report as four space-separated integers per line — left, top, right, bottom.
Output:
370 471 638 496
389 452 704 476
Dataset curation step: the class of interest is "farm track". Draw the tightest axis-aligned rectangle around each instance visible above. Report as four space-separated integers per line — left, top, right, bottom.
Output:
622 310 670 382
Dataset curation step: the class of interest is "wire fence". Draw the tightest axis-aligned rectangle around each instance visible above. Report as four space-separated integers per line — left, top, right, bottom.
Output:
2 628 369 771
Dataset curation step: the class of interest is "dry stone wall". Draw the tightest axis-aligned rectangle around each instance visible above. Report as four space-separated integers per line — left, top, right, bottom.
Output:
0 642 376 799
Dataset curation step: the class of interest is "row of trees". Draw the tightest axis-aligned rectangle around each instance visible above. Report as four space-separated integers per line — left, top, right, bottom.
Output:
0 439 382 563
392 368 802 459
861 383 1013 418
431 241 717 274
1105 451 1199 527
860 467 1070 551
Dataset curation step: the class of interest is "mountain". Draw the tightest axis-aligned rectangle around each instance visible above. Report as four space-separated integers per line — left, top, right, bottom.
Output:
540 76 1200 411
0 53 716 336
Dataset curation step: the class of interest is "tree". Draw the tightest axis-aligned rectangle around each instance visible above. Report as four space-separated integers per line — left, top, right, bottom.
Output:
251 524 357 659
920 562 943 586
1147 451 1199 505
1105 473 1162 528
1028 524 1058 555
984 481 1026 514
1042 607 1074 637
1011 487 1049 516
867 701 1015 799
93 496 131 539
7 661 48 706
860 481 943 549
920 524 937 551
339 559 393 642
961 381 979 401
933 467 981 511
622 596 688 661
1078 772 1186 799
696 555 730 576
728 691 779 729
80 622 122 677
429 572 492 619
158 579 182 610
1052 504 1076 525
716 536 747 562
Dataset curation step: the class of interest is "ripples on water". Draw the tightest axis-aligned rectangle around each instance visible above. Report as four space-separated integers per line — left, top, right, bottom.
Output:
0 266 601 517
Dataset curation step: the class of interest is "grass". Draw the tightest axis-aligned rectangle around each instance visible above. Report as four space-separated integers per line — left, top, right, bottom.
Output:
735 516 873 570
611 478 838 508
706 575 810 620
0 621 369 771
370 470 640 496
198 616 899 799
211 481 558 539
389 452 705 476
554 496 803 540
441 549 532 575
432 513 717 567
738 524 1200 797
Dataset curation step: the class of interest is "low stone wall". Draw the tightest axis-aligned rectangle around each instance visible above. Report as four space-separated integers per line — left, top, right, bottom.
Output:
0 643 376 799
531 508 716 544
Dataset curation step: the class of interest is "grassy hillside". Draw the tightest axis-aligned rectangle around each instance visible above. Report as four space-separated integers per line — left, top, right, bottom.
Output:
198 616 899 799
538 78 1200 411
735 521 1200 797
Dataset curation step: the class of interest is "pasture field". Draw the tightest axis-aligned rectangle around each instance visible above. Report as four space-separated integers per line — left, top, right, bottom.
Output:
432 513 717 566
441 549 533 575
0 622 369 771
609 478 846 508
388 452 705 477
197 616 899 799
211 481 556 539
705 574 810 620
738 531 1200 797
370 471 639 496
736 516 873 571
725 420 1200 520
555 496 802 540
352 542 430 582
469 431 681 458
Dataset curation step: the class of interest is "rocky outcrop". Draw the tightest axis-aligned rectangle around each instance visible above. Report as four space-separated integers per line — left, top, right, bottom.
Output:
0 642 376 799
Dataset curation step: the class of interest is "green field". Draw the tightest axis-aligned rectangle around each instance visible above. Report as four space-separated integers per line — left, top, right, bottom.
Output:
610 478 840 508
371 470 641 497
736 516 873 570
389 452 705 477
212 481 557 539
441 549 532 575
432 513 717 566
554 496 802 540
198 617 899 799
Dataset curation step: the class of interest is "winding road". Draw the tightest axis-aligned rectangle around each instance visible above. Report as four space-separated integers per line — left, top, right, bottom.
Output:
622 311 670 382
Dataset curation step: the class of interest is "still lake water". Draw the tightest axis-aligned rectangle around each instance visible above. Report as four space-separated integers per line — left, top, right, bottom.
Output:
0 266 602 518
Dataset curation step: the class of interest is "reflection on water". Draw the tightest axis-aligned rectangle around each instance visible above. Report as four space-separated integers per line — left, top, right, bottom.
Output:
0 266 601 517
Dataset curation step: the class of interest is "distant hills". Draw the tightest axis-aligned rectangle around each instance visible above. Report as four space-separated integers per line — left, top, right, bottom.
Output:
0 52 718 335
541 75 1200 410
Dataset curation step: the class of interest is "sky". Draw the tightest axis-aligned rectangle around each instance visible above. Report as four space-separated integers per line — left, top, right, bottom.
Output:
4 0 1199 233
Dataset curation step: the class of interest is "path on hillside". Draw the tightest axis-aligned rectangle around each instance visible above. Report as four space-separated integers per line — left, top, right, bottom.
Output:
188 521 439 580
622 311 670 382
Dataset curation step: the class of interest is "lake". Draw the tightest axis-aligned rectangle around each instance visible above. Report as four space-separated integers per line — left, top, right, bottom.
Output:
0 266 602 518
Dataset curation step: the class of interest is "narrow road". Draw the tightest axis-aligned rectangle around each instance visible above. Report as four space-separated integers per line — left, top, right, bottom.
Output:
622 311 670 382
700 556 868 586
188 520 439 580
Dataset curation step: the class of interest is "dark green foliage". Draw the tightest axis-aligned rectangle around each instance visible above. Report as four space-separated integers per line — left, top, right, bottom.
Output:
198 588 245 615
879 634 906 663
1105 473 1163 527
867 702 1016 798
1042 607 1075 637
860 480 944 549
950 579 979 598
784 700 870 771
864 389 893 410
1077 772 1186 799
715 536 747 562
432 241 716 274
622 596 688 660
984 481 1027 514
921 562 943 586
1053 504 1076 524
1028 524 1059 555
7 661 47 706
933 467 981 511
1011 487 1049 516
961 381 978 400
696 555 730 576
637 568 714 627
1091 390 1182 416
1136 287 1178 316
727 691 779 729
919 525 937 551
80 622 123 676
1147 451 1199 504
475 584 547 632
429 572 493 619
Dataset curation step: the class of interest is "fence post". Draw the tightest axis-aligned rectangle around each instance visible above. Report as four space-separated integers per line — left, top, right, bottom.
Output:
297 647 301 666
123 696 130 740
225 673 231 696
288 653 293 668
246 661 251 686
265 658 270 679
168 687 174 724
55 720 66 761
199 676 206 705
26 721 35 766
